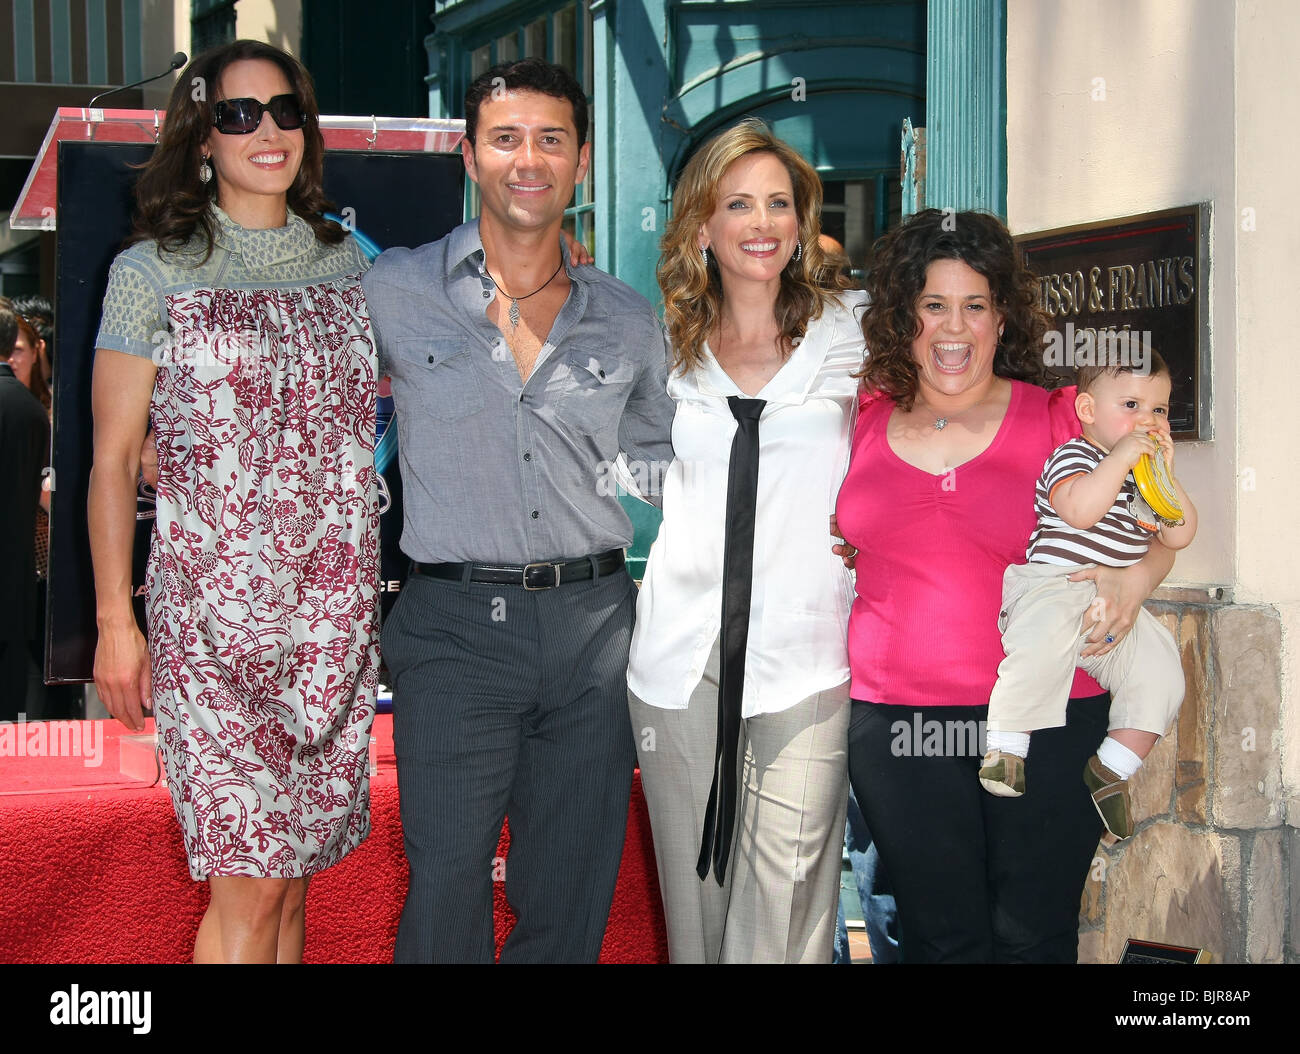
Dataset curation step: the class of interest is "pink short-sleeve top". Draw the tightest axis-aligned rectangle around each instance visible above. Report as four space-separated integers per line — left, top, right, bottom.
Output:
834 380 1103 707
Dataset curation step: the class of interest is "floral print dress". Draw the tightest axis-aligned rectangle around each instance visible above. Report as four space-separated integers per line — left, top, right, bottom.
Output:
95 207 378 879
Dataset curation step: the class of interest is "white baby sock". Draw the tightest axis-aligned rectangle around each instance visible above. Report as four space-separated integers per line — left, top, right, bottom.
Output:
1096 736 1142 779
986 730 1031 758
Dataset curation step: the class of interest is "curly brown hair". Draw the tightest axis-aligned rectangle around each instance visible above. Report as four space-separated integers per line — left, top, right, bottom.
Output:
658 118 849 374
858 209 1052 409
129 40 343 261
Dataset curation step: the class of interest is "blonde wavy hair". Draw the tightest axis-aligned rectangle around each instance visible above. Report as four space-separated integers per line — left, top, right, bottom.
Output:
659 118 848 374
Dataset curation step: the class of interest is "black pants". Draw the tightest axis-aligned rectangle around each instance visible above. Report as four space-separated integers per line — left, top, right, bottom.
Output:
847 694 1108 963
384 569 638 964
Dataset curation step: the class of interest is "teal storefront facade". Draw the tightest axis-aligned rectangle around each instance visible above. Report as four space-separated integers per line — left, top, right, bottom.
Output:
418 0 1007 297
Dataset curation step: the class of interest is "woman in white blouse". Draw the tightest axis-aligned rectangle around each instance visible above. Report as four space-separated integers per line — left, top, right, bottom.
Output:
627 119 866 963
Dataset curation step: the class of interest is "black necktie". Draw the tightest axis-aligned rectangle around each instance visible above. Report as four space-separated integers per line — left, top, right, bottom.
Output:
697 395 765 885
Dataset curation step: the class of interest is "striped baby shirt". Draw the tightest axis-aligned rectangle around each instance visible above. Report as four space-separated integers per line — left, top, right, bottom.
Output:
1027 437 1155 567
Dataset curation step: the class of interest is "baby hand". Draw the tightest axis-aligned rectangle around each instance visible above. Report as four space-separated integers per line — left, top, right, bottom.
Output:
1108 429 1158 470
1151 427 1176 473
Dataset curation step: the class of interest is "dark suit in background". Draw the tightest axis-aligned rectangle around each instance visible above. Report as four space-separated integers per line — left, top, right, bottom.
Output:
0 361 50 720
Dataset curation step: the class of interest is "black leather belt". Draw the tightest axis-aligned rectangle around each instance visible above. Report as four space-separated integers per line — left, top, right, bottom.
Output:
410 549 625 590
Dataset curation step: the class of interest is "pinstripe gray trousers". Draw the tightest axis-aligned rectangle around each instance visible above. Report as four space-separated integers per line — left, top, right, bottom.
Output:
383 569 638 963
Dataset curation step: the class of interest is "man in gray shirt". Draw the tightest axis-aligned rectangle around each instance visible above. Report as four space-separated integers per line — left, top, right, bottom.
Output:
362 59 674 962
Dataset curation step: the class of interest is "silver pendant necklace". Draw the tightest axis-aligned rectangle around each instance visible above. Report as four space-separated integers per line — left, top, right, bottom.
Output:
484 258 565 329
924 390 993 431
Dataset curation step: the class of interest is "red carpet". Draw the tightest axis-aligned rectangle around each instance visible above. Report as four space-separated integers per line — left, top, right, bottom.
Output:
0 717 668 963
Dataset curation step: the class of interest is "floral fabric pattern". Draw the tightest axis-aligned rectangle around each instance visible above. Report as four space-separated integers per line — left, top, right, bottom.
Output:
97 210 378 879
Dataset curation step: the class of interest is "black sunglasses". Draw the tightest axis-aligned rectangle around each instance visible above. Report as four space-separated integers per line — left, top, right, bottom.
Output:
211 94 306 135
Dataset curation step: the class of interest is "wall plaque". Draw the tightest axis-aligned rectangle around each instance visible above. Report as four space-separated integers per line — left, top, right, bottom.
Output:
1016 205 1210 439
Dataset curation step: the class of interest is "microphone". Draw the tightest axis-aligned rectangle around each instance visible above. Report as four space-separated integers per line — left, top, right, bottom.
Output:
89 52 188 108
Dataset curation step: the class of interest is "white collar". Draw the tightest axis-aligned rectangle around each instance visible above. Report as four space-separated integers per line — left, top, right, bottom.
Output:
674 301 836 406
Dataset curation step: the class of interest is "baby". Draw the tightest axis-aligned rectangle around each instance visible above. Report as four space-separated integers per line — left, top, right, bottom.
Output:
978 348 1198 841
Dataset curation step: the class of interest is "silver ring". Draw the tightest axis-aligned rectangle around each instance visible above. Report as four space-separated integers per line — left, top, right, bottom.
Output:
1104 633 1116 644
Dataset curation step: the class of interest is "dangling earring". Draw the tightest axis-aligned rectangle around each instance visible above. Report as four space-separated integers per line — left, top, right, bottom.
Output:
793 242 803 263
700 246 709 266
199 156 212 184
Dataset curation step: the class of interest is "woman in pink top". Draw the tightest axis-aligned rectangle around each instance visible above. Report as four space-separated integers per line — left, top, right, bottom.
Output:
834 209 1175 962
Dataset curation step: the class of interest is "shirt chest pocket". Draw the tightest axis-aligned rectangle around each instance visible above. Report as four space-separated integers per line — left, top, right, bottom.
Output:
393 338 485 422
549 350 635 436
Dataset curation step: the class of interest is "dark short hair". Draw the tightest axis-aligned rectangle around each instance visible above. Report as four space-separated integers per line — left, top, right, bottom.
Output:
10 294 52 325
10 294 53 349
1076 344 1170 393
0 307 18 360
464 59 588 148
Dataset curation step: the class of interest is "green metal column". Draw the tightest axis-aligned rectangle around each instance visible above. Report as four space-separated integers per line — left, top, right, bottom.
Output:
591 0 672 574
925 0 1006 215
591 0 670 305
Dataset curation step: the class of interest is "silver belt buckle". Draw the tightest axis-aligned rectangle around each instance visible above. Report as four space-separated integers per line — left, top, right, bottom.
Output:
523 561 563 590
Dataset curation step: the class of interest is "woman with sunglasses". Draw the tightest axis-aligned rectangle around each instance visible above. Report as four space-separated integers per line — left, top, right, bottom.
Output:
89 40 377 963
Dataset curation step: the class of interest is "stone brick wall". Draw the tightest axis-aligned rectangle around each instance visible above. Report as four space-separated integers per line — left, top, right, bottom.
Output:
1077 596 1292 963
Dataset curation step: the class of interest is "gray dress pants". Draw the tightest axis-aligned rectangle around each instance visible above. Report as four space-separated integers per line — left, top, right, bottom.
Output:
384 569 637 963
630 640 849 963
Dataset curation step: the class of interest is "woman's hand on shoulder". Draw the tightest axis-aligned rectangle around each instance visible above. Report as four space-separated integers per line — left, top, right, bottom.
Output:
562 230 594 267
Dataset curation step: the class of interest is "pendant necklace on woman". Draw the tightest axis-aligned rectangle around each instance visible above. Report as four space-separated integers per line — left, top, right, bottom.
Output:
484 258 565 329
923 384 997 431
926 403 959 431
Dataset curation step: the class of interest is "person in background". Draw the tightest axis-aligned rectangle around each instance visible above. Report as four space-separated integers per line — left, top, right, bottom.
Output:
817 233 851 279
627 119 865 962
89 40 377 964
4 308 64 716
10 295 53 391
835 209 1177 962
7 311 50 412
0 303 50 721
832 785 900 964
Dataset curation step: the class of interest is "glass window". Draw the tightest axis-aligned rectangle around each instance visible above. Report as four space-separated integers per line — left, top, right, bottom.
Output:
821 175 902 287
495 32 519 64
525 17 547 59
574 2 596 252
583 0 594 99
191 0 236 54
554 5 576 73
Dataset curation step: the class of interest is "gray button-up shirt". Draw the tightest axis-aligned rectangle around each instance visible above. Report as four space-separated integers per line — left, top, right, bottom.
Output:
362 220 675 565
